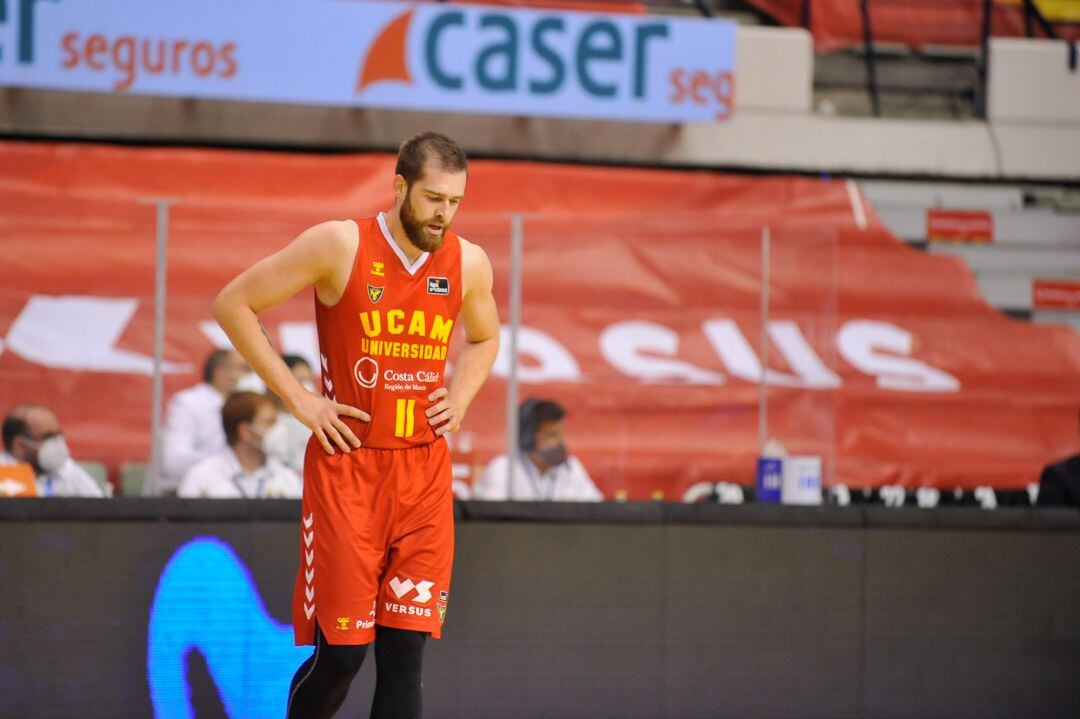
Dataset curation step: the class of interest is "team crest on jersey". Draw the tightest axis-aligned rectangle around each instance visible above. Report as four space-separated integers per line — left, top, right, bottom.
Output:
437 603 447 623
427 277 449 296
367 284 384 303
371 261 385 277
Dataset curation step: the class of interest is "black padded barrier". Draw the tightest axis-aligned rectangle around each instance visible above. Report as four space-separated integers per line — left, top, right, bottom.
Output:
0 499 1077 718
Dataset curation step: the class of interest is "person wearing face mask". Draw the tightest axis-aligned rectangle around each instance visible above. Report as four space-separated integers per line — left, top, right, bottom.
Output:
151 349 249 496
177 391 302 499
473 398 602 502
0 405 108 498
261 355 317 474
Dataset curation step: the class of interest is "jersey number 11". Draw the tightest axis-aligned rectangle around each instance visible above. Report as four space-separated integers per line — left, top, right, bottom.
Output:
394 399 416 438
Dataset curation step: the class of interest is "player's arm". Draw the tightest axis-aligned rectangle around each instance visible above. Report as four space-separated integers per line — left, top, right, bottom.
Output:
426 239 499 436
212 220 368 454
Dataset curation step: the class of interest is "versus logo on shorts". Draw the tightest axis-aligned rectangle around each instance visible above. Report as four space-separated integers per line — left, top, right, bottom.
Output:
386 577 436 617
427 277 449 295
389 576 434 603
385 602 432 618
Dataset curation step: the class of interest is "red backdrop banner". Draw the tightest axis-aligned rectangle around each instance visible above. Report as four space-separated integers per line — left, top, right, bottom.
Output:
1 141 1077 498
745 0 1080 52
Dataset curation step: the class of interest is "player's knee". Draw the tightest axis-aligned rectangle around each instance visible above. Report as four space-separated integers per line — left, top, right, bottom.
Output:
321 643 368 680
375 626 426 675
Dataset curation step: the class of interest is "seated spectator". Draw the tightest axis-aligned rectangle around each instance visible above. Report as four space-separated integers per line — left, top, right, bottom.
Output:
0 405 108 497
154 349 247 495
178 391 302 499
263 354 316 474
473 398 602 502
1037 410 1080 507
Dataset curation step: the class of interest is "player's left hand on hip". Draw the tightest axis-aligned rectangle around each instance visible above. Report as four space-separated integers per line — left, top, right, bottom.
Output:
426 387 462 436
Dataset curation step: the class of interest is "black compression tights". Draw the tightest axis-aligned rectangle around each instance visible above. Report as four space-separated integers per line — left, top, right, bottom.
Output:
286 624 426 719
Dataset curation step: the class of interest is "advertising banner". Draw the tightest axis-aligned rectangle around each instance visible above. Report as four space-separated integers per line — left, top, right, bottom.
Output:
745 0 1080 51
926 209 994 244
1033 278 1080 310
0 0 736 122
2 141 1079 498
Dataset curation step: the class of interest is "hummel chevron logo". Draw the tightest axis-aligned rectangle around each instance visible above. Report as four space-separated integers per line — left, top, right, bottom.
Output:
304 531 314 547
305 586 315 602
321 353 329 371
305 568 314 584
303 514 314 529
389 576 434 604
324 377 333 393
304 603 315 619
305 550 314 566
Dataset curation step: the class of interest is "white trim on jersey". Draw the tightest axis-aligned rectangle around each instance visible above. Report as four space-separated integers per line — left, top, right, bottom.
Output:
377 212 431 276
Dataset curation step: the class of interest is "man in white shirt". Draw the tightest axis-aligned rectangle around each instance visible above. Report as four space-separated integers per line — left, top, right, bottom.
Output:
153 349 247 495
179 391 302 499
1 405 107 497
262 354 316 473
474 398 602 502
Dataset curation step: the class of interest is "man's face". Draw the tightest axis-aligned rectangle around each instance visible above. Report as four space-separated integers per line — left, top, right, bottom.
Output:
398 165 467 253
240 402 278 453
529 418 568 469
534 419 565 454
12 407 61 471
213 351 247 394
290 362 315 391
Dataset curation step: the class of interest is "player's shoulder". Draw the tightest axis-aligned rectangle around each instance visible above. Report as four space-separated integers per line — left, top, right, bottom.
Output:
295 219 359 262
457 234 484 259
459 236 492 290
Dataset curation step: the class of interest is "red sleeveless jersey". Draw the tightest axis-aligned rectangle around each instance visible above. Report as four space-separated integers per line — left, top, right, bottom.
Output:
315 213 463 449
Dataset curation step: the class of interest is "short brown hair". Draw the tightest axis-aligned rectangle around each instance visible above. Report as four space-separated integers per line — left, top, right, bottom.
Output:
222 391 273 446
395 131 467 187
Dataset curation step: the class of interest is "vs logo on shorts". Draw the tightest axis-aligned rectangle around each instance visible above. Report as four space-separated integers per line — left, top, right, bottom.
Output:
367 284 384 303
427 277 449 296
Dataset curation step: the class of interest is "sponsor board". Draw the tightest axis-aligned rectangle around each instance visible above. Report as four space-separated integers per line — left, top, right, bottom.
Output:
0 0 736 123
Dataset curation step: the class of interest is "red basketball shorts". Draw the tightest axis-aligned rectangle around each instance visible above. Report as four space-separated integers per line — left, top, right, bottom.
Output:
291 439 454 646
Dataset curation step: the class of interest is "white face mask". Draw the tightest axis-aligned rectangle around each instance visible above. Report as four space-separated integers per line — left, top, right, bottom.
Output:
235 372 267 394
37 436 70 474
260 420 289 460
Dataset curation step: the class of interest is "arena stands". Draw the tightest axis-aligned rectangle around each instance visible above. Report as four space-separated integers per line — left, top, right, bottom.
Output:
1 1 1078 716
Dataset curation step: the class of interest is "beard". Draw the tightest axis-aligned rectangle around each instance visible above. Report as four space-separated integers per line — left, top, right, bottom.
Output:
400 188 449 253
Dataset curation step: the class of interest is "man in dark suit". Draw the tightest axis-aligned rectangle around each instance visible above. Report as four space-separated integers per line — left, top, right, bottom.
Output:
1037 414 1080 507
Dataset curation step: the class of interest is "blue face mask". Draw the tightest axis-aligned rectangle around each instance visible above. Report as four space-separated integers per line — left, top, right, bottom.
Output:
536 443 568 467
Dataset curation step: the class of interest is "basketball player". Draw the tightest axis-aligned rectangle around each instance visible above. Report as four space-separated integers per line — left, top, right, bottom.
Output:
212 132 499 718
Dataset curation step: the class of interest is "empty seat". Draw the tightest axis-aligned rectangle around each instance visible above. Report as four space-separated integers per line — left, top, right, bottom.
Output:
120 463 149 497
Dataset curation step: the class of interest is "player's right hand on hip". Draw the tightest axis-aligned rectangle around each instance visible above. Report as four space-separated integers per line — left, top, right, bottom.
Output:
292 392 369 454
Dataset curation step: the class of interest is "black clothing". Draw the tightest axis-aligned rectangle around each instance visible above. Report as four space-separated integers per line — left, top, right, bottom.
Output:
286 623 426 719
1037 454 1080 507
